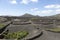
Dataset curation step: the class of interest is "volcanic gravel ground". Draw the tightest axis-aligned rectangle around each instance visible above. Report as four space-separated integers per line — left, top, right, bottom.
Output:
4 24 60 40
34 30 60 40
5 24 39 33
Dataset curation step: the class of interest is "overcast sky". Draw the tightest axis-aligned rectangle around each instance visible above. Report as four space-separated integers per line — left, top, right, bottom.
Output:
0 0 60 16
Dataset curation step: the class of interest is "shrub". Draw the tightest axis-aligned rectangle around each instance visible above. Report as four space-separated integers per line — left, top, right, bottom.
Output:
0 24 5 28
3 31 29 40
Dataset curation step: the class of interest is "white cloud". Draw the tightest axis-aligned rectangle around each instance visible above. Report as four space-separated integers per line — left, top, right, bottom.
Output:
9 0 17 4
30 8 54 15
44 4 60 8
41 10 53 14
36 11 40 13
20 0 38 4
31 0 38 2
20 0 29 4
31 8 39 11
40 10 60 15
55 5 60 8
56 9 60 13
44 5 55 8
56 9 60 12
30 8 41 15
30 8 60 16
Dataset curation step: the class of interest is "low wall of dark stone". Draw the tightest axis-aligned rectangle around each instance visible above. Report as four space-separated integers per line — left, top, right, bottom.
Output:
46 30 60 33
22 31 43 40
12 22 31 25
0 21 12 33
0 22 12 39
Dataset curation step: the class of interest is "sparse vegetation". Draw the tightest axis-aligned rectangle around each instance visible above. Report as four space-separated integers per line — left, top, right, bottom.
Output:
3 31 29 40
31 18 40 21
46 28 60 32
0 24 5 28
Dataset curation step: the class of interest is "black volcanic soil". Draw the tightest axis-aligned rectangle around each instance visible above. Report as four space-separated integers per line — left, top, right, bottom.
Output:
5 24 40 33
34 30 60 40
4 24 60 40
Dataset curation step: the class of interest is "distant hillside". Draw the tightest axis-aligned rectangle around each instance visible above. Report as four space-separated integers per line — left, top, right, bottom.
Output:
21 13 34 17
53 14 60 17
20 13 40 18
46 14 60 19
0 13 60 19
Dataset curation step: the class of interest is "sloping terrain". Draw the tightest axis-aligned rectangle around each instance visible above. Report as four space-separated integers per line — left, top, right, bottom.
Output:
5 24 42 40
35 30 60 40
0 14 60 40
6 24 39 33
4 24 60 40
